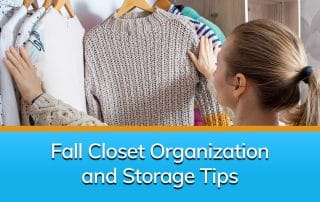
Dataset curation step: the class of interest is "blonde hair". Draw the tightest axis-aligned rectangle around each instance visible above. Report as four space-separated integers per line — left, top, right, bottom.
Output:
225 19 320 126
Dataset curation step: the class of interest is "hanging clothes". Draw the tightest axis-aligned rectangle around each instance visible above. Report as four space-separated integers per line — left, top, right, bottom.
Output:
167 4 230 126
176 5 226 44
169 5 222 47
84 8 230 126
15 6 46 124
15 6 46 47
0 5 32 125
0 0 22 126
23 7 87 125
0 0 21 27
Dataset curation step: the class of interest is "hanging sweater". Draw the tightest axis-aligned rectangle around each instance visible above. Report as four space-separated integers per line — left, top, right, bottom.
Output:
176 5 226 44
0 0 21 125
168 5 230 125
0 0 21 27
0 0 21 16
15 6 45 124
168 5 222 47
25 9 230 127
23 7 87 125
84 8 230 126
15 6 46 47
0 5 31 125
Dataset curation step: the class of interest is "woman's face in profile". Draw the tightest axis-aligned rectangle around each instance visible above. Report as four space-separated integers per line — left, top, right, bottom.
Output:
213 38 238 110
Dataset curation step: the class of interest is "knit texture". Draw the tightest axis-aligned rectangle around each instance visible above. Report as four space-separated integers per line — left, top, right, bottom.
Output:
29 93 105 126
84 8 229 126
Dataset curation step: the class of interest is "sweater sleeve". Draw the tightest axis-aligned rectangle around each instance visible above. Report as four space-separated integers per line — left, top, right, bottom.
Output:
195 75 231 126
175 16 231 126
84 34 104 122
84 60 103 122
190 41 231 126
29 93 106 126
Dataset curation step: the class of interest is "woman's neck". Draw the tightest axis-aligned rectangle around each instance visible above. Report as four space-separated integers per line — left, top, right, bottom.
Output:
233 103 279 126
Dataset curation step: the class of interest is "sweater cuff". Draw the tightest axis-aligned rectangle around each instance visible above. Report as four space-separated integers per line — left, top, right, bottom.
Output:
31 93 58 110
31 93 44 104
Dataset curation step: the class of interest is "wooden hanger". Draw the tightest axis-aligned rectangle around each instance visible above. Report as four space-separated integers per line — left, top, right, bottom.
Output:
154 0 171 11
42 0 52 10
54 0 75 18
115 0 155 18
23 0 39 10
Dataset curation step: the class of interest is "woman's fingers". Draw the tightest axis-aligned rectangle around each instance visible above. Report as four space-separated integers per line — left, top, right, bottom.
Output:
188 51 198 66
19 47 33 68
203 37 207 53
208 38 214 52
213 43 220 56
200 37 205 56
3 58 22 81
5 50 24 73
2 46 43 104
206 38 211 53
202 37 215 58
9 47 28 69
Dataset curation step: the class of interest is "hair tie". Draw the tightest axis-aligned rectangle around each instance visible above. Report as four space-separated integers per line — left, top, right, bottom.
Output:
299 66 313 84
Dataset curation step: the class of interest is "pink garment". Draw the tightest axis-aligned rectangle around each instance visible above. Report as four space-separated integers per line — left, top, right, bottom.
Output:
194 108 204 126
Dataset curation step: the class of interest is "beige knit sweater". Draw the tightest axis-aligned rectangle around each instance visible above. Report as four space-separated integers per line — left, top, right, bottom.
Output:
26 9 230 126
84 8 229 126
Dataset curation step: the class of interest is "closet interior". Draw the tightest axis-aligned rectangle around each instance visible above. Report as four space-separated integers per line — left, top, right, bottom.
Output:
173 0 301 35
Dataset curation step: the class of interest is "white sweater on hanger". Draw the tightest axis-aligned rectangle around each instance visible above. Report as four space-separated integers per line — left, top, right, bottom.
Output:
0 5 30 125
0 0 22 125
23 7 87 125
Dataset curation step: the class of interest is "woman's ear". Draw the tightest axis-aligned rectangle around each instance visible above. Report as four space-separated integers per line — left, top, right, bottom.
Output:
232 73 247 100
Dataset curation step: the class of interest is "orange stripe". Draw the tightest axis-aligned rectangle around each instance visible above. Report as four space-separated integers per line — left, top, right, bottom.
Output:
203 113 231 126
0 126 320 132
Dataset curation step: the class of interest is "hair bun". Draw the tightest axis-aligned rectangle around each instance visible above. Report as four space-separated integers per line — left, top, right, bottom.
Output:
299 66 313 84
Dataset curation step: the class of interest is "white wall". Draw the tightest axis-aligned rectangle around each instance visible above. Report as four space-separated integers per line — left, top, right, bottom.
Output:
301 0 320 68
34 0 157 31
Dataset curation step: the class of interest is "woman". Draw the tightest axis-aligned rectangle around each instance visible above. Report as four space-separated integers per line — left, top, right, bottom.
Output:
3 19 320 125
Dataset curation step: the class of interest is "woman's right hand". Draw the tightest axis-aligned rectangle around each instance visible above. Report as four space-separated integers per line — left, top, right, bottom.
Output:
3 47 43 104
188 37 220 79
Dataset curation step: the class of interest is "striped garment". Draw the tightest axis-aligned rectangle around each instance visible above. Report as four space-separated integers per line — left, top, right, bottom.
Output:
169 4 230 126
169 5 222 47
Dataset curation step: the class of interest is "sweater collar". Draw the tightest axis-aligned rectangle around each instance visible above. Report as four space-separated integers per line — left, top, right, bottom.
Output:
103 8 171 33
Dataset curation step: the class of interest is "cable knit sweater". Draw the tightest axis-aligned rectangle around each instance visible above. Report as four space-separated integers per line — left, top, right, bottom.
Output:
84 8 229 126
29 93 105 126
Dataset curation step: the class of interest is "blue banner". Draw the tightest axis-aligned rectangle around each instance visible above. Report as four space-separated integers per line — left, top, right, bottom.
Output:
0 131 319 201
